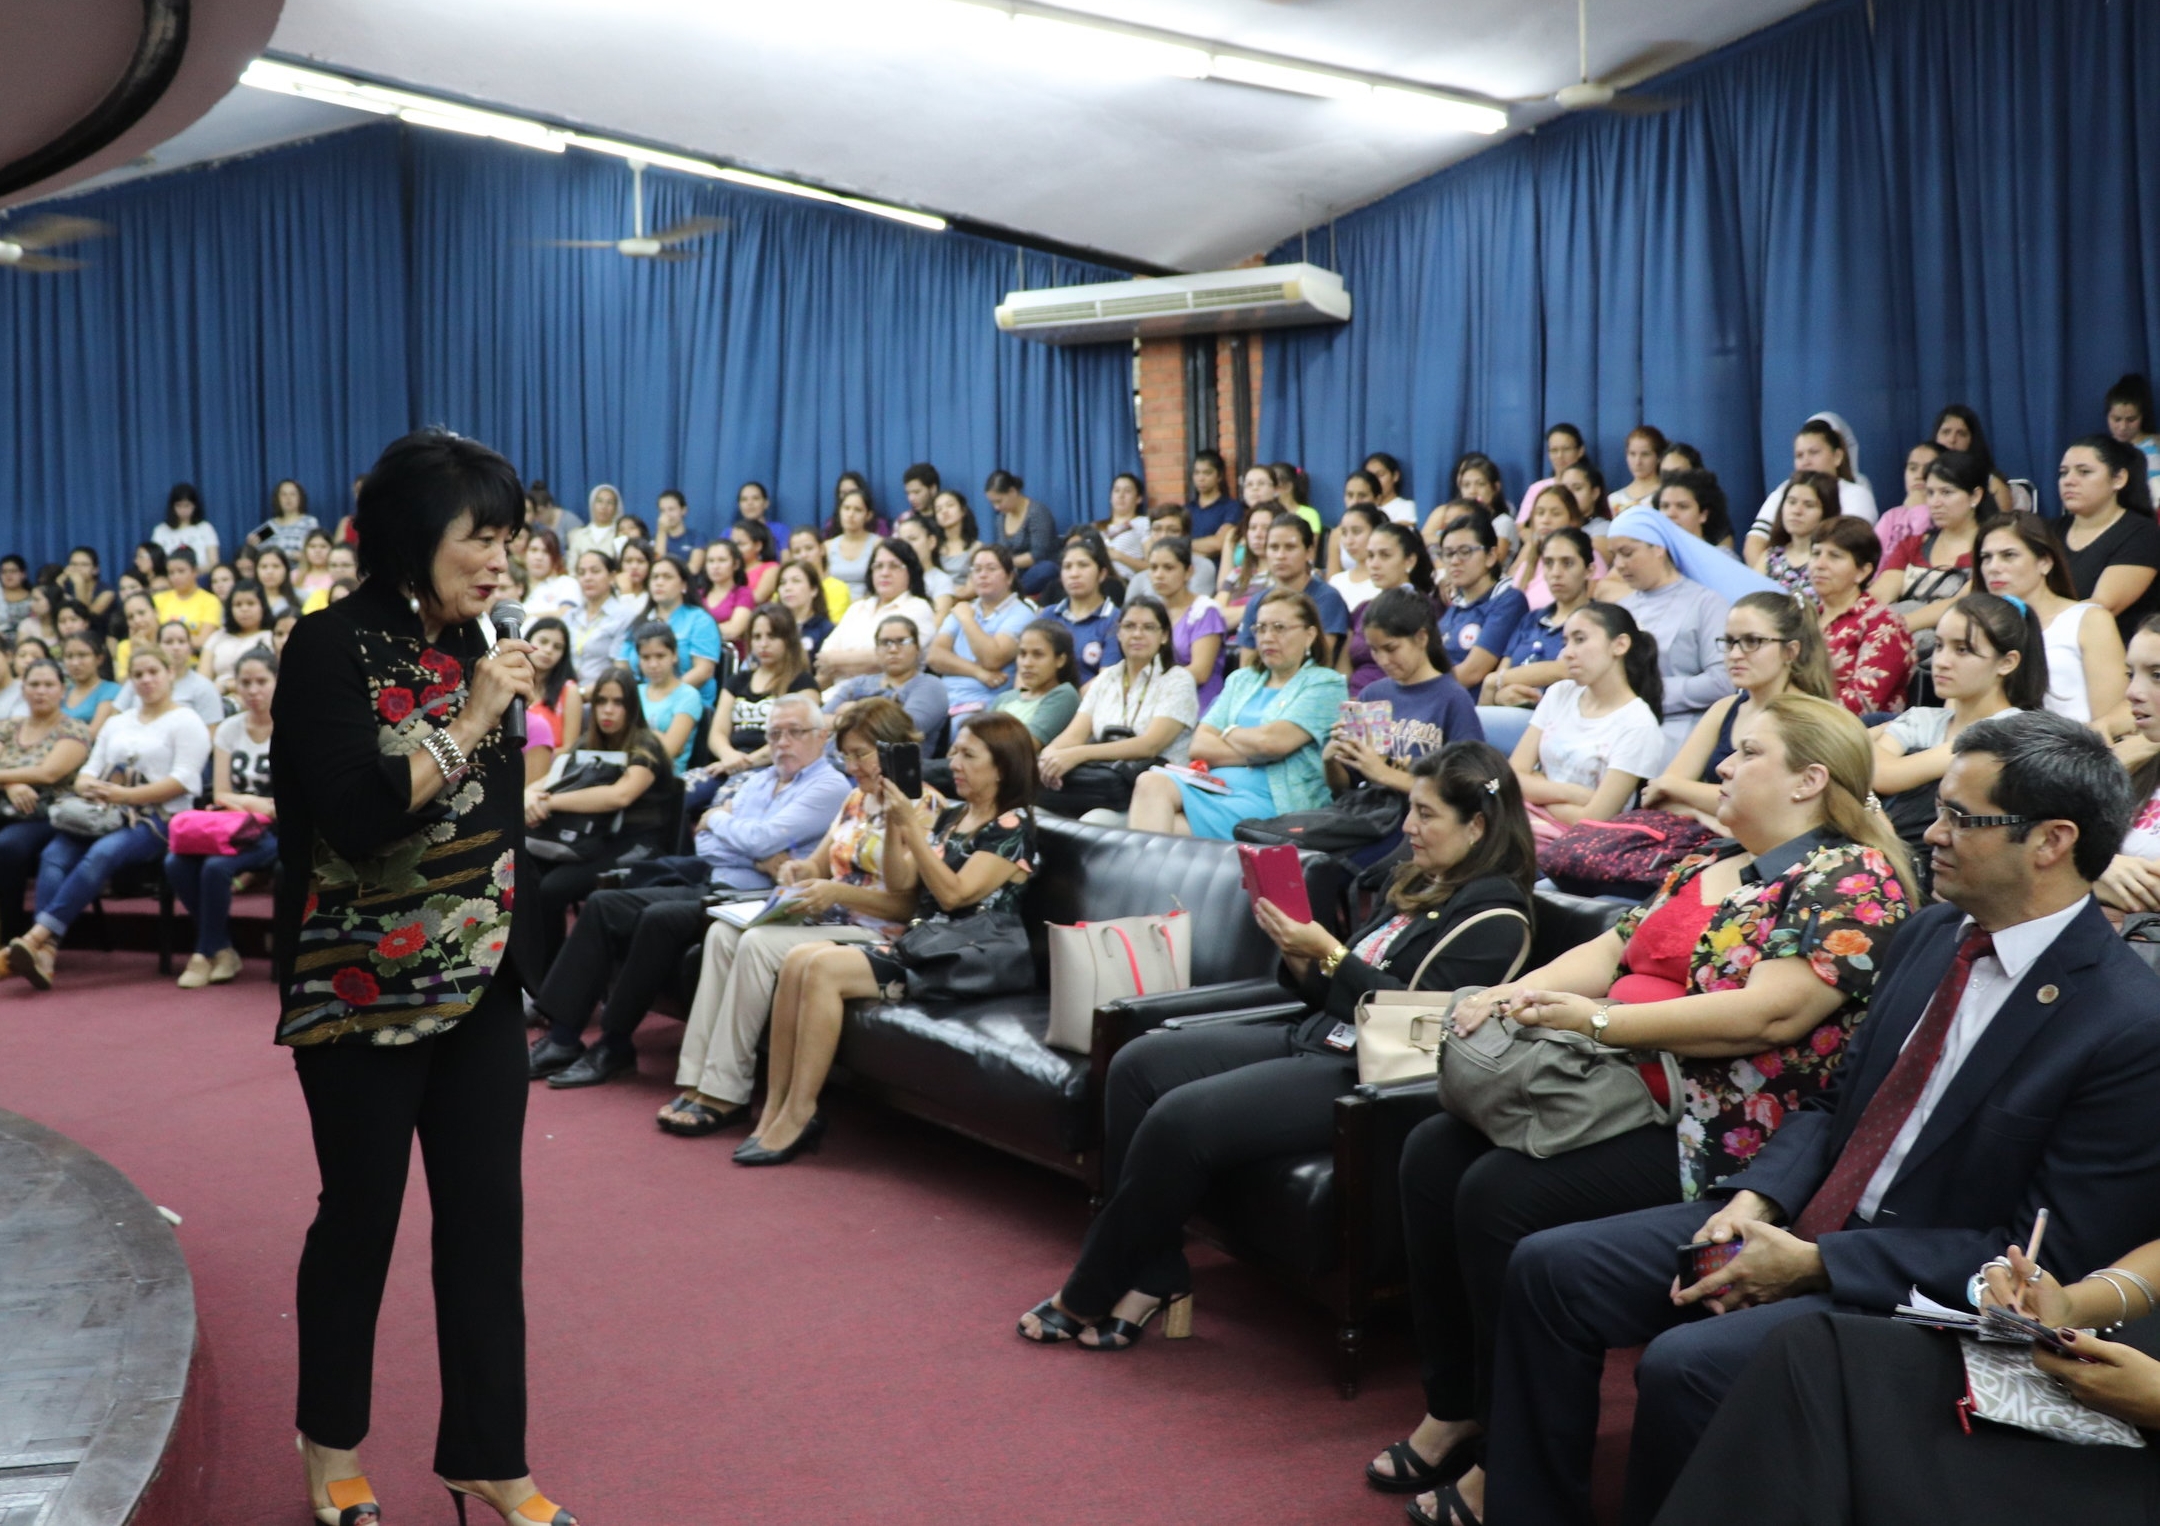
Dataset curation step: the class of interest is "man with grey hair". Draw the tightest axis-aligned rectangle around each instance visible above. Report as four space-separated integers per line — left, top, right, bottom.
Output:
1469 708 2160 1526
532 691 849 1087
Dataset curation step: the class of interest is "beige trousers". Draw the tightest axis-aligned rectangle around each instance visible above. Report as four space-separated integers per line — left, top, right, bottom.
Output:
674 920 879 1104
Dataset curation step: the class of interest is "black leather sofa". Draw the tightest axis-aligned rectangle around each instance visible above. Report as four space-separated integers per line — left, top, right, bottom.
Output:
667 815 1345 1184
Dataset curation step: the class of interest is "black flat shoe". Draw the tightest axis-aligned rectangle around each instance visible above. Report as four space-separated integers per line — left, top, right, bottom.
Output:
1366 1435 1479 1494
656 1098 749 1137
732 1114 825 1165
1016 1298 1092 1345
526 1036 583 1080
1407 1482 1480 1526
546 1044 634 1088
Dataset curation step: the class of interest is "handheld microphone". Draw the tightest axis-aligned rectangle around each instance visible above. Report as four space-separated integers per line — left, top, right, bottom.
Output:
490 598 527 745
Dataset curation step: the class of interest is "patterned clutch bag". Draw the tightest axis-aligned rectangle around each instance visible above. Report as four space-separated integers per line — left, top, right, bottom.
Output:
1960 1338 2149 1448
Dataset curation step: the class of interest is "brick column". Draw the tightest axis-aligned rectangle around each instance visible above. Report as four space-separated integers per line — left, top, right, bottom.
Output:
1138 337 1188 508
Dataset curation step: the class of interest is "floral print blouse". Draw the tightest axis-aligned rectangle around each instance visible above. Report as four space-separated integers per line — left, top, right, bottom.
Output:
1822 594 1914 717
1613 831 1912 1199
905 802 1038 922
272 579 521 1048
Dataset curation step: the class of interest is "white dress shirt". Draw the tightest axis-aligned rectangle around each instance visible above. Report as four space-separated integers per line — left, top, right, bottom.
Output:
1857 896 2090 1219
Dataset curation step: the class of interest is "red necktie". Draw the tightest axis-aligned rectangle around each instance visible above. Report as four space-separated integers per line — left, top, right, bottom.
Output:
1791 926 1995 1241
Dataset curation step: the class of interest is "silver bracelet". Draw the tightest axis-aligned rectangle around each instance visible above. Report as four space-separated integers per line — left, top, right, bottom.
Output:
2089 1270 2135 1328
2099 1266 2159 1320
421 726 468 785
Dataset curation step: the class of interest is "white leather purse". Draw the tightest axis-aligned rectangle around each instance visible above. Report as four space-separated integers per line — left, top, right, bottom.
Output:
1044 909 1193 1053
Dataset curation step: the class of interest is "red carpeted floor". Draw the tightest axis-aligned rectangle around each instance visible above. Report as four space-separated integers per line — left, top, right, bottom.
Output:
0 953 1632 1524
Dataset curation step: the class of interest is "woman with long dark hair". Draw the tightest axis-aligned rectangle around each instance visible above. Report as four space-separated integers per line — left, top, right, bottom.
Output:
270 429 575 1526
1022 742 1537 1349
2058 433 2160 643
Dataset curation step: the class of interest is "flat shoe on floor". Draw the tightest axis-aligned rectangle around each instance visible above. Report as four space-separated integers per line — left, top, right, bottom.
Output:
1367 1436 1478 1494
177 954 213 989
9 938 50 991
547 1045 635 1088
208 949 243 983
527 1036 583 1081
656 1098 747 1136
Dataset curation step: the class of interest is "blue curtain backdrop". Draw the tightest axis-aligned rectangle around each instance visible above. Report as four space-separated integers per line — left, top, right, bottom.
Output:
1265 0 2160 522
0 130 409 569
0 122 1134 570
404 132 1134 537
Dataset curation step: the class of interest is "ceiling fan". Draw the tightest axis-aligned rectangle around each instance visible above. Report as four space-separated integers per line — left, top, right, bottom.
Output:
1509 0 1692 116
546 160 727 261
0 214 112 273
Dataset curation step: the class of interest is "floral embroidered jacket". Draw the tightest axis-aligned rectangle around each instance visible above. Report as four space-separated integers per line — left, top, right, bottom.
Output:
270 576 522 1046
1612 829 1912 1198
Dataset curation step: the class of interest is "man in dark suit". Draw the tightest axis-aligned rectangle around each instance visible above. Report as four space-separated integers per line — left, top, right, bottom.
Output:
1477 710 2160 1526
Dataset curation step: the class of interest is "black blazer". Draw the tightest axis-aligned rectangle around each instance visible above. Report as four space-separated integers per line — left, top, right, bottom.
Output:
1722 898 2160 1312
1280 873 1533 1053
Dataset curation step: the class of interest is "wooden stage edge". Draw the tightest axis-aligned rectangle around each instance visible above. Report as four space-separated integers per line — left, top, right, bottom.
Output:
0 1108 201 1526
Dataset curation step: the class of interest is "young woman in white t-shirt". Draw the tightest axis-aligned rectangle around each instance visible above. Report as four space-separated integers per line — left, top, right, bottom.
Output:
1870 594 2041 830
1035 595 1199 817
1977 514 2126 734
170 648 278 988
2101 616 2160 914
1511 602 1668 838
1328 501 1384 608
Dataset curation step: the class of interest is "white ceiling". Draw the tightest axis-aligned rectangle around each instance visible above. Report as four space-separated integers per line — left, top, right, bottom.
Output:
65 0 1823 269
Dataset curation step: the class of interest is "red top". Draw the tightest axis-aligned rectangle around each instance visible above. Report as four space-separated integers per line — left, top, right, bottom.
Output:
1823 594 1914 717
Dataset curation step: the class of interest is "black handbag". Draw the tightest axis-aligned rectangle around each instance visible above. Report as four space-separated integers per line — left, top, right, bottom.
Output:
891 910 1035 1002
525 753 627 864
2123 913 2160 972
1232 784 1408 855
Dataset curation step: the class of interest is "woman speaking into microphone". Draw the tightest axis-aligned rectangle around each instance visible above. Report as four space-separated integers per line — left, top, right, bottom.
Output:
272 429 578 1526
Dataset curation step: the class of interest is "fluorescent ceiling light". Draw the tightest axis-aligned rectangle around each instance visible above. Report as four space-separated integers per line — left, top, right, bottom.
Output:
1007 15 1209 80
240 59 948 230
1207 55 1371 101
1371 86 1508 135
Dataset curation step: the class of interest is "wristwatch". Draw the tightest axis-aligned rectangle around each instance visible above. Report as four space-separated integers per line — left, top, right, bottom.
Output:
1588 1003 1612 1042
1319 943 1349 978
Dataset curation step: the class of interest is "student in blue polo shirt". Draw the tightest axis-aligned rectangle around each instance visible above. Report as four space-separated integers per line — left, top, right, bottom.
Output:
1042 537 1122 685
1434 508 1527 694
1233 513 1352 667
1186 447 1242 561
926 544 1037 713
1480 525 1596 757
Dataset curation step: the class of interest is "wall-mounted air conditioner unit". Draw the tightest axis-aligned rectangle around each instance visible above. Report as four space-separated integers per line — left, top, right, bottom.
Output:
995 262 1351 345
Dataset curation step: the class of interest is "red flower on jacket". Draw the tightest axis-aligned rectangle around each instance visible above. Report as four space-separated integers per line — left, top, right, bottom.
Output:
377 687 415 723
331 967 380 1006
419 684 454 713
418 650 462 685
376 921 428 961
303 892 320 922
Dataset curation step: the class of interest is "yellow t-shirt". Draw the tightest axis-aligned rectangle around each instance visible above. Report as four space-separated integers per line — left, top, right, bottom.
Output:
154 586 224 646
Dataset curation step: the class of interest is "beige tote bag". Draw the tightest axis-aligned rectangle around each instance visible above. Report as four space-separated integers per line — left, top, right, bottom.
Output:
1353 907 1532 1085
1045 909 1193 1053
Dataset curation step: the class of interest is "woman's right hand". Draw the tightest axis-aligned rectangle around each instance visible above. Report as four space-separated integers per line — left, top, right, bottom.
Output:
1980 1241 2072 1324
466 639 536 734
4 783 36 815
1450 982 1529 1037
1640 778 1673 809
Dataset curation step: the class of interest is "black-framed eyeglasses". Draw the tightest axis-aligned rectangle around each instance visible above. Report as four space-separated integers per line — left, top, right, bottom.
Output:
1934 804 2035 832
1714 634 1791 655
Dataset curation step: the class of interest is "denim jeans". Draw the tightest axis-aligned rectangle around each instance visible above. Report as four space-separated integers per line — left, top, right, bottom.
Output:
35 820 169 937
165 833 280 954
0 818 56 941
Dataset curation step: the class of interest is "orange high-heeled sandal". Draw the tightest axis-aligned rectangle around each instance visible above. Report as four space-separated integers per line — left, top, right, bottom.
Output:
297 1434 380 1526
442 1481 577 1525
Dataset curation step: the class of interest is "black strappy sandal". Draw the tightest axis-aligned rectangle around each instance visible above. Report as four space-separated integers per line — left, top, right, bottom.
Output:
1081 1292 1192 1350
1366 1434 1478 1494
1406 1482 1480 1526
1016 1299 1091 1344
656 1097 746 1136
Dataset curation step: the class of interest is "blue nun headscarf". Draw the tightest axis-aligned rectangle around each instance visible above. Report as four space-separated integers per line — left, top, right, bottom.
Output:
1605 505 1781 605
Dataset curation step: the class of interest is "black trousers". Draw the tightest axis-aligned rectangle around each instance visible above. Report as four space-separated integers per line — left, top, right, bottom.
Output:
538 885 706 1053
1486 1198 1835 1526
0 818 53 941
291 975 529 1480
1400 1116 1679 1425
507 858 607 994
1061 1021 1354 1315
1657 1312 2160 1526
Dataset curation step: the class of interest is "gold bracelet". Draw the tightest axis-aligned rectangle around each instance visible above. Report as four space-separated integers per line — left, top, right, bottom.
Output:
1319 943 1348 978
